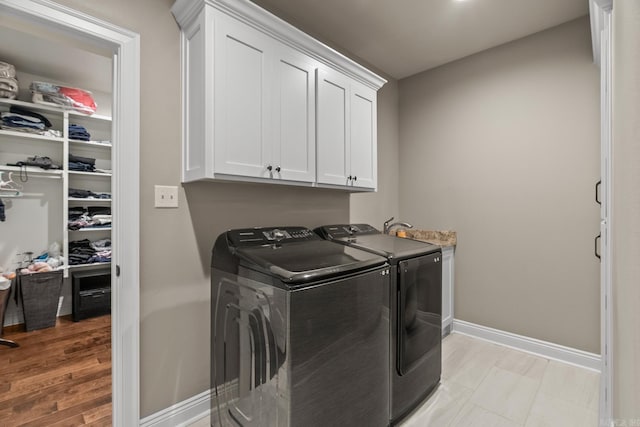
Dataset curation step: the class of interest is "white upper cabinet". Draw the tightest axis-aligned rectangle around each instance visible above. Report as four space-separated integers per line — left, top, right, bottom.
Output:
349 82 377 190
172 0 385 190
213 11 273 179
272 47 316 183
317 68 349 186
317 70 377 190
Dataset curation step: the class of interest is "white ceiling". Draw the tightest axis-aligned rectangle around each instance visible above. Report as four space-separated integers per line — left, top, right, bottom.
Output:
252 0 590 79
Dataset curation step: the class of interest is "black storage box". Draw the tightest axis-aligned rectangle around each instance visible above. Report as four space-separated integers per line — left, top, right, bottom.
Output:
72 269 111 321
18 270 63 331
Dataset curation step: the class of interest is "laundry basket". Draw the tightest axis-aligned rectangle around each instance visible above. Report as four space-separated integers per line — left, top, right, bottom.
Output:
18 270 63 331
0 278 12 336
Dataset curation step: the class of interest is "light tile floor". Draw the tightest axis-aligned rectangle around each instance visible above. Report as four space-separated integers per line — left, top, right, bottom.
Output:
190 333 600 427
400 333 599 427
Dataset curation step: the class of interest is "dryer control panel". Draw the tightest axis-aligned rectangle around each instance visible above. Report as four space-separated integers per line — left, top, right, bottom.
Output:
316 224 380 240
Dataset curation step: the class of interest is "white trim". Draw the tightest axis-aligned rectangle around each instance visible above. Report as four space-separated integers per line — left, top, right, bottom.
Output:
0 1 141 425
140 389 211 427
452 319 601 372
589 0 613 66
591 0 613 423
598 7 613 426
110 26 142 427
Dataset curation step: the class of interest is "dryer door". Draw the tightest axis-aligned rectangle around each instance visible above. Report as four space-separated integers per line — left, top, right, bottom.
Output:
397 252 442 375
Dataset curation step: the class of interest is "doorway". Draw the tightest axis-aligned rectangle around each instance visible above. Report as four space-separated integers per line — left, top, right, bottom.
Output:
0 0 139 424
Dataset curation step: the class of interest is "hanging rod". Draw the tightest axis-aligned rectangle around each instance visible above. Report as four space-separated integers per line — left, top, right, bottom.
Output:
0 191 45 198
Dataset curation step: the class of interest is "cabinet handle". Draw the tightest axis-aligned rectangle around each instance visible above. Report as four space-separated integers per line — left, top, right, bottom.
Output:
275 166 281 173
353 176 357 182
595 180 601 205
595 233 601 260
267 165 273 171
347 175 352 181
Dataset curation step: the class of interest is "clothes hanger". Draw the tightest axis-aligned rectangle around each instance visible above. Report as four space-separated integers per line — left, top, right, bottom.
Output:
0 172 23 191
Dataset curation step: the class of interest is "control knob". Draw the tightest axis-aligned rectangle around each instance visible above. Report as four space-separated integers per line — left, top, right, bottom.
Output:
268 229 286 241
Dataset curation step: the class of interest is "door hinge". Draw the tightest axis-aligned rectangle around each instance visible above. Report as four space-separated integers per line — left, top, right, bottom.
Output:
116 265 121 277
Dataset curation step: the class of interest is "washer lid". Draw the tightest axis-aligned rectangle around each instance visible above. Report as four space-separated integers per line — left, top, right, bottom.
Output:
225 227 387 284
237 240 386 283
317 224 439 262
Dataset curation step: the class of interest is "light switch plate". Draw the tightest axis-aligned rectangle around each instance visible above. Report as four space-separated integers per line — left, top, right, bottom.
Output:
154 185 178 208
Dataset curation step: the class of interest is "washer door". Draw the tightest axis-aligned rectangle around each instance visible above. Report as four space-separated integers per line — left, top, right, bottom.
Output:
212 277 286 426
397 252 442 375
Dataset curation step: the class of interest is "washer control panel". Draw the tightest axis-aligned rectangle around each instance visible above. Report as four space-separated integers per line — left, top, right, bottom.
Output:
228 226 318 247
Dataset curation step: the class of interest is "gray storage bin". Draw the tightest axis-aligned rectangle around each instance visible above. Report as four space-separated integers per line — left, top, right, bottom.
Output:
19 270 63 331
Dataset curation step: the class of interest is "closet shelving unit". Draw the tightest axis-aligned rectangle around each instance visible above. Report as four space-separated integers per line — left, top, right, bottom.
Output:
0 97 112 277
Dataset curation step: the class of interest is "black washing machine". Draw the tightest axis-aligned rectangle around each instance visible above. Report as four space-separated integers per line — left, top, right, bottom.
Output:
211 226 390 427
316 223 442 424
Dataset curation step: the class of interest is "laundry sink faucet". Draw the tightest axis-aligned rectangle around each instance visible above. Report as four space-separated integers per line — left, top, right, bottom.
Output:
383 217 414 234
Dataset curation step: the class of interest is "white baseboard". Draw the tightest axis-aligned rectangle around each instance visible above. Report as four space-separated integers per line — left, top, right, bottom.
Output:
452 319 601 372
140 389 210 427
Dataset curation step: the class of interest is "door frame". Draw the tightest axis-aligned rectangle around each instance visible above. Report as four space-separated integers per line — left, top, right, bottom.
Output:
590 0 613 424
0 0 141 425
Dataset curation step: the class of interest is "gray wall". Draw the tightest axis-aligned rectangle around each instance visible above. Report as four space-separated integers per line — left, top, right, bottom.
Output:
398 17 601 353
250 0 402 228
38 0 604 417
350 78 400 228
612 0 640 418
52 0 396 416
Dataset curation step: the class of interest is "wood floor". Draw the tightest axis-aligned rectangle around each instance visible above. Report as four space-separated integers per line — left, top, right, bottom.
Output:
0 315 112 426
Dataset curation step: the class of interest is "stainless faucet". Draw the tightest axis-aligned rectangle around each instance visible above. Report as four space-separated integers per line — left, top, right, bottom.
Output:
383 217 414 234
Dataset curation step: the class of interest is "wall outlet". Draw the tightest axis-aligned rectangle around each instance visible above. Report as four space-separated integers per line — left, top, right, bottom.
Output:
154 185 178 208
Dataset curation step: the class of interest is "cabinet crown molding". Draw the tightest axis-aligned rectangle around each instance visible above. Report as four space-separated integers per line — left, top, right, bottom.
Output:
171 0 387 90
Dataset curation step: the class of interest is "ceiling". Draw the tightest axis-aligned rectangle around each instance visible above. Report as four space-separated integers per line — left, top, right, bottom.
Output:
0 0 590 91
0 13 113 93
252 0 590 79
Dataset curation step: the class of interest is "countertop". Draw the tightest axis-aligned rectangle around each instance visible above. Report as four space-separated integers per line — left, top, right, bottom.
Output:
396 229 457 248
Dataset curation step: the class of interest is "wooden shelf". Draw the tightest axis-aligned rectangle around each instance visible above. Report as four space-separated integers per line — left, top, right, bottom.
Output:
69 227 112 232
0 165 63 178
67 262 111 270
68 170 112 177
0 128 64 143
68 111 112 122
68 197 112 203
0 97 67 114
0 98 111 121
69 140 112 148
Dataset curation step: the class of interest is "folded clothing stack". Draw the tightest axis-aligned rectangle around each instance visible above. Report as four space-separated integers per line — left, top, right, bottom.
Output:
0 61 18 100
89 238 111 264
69 153 95 172
68 238 111 265
1 105 61 138
68 206 111 230
30 81 97 115
68 188 111 199
68 123 90 141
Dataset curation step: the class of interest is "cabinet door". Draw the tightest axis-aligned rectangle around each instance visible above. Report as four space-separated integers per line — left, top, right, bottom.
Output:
349 82 377 190
316 68 350 186
441 247 454 333
213 12 273 178
272 47 316 183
